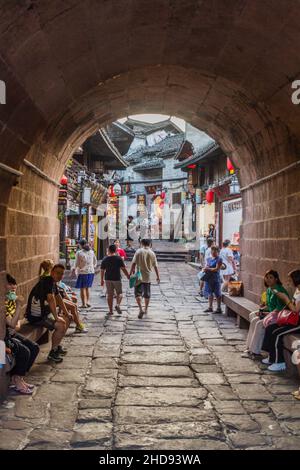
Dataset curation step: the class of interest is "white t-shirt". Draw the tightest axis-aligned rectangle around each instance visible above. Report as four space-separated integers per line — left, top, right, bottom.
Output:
220 247 235 276
204 247 212 265
132 247 158 283
75 249 97 274
293 289 300 304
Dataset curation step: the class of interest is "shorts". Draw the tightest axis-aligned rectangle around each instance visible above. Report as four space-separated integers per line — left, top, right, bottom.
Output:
204 281 222 298
75 273 94 289
30 313 56 331
105 280 123 296
135 282 151 299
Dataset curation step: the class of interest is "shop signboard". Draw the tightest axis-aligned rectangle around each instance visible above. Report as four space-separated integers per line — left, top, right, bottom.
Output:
222 198 242 245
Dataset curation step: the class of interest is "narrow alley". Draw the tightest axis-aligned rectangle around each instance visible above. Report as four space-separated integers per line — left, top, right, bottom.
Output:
0 262 299 451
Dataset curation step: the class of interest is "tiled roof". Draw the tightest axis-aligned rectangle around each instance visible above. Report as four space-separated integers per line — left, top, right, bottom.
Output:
125 134 184 163
174 141 220 169
132 158 165 172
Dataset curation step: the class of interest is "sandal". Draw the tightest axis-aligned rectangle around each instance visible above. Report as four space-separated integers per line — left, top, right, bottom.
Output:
14 386 33 395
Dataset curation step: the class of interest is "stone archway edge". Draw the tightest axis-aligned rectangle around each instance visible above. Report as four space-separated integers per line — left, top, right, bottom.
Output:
0 162 23 177
240 158 300 192
23 159 61 188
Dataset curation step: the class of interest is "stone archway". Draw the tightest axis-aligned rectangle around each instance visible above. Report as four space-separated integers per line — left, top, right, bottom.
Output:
1 1 300 302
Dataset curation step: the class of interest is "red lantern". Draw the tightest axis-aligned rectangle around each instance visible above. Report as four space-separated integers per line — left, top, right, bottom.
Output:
109 185 115 197
206 189 214 204
60 175 68 185
159 201 164 209
161 191 166 200
227 158 235 174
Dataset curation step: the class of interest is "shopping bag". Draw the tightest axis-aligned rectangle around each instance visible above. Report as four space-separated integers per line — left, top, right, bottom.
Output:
129 274 137 288
197 271 206 281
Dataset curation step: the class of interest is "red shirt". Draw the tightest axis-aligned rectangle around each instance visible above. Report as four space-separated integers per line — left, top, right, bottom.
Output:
117 248 126 260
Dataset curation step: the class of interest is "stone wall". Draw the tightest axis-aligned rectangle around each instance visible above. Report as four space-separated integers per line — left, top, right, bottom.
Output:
4 163 60 303
241 164 300 303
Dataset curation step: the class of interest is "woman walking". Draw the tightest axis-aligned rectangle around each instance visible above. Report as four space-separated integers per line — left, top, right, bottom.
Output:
220 240 235 292
203 246 223 314
74 239 97 308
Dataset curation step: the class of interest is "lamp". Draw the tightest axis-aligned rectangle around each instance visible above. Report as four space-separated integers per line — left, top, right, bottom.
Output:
227 158 235 174
60 175 68 186
229 175 240 195
77 169 86 184
206 189 214 204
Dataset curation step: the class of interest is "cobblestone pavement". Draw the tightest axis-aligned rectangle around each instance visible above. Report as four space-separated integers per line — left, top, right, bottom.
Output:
1 262 300 450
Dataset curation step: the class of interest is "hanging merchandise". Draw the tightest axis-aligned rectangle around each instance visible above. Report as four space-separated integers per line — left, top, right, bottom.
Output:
195 188 202 204
113 183 122 195
206 189 214 204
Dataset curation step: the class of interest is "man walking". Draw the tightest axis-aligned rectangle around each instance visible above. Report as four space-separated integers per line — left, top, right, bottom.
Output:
100 244 130 316
130 239 160 319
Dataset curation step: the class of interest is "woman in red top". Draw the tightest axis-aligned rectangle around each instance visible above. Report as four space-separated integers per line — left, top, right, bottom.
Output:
114 239 127 261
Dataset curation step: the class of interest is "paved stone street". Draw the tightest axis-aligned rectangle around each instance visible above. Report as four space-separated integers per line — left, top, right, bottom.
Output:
1 262 300 450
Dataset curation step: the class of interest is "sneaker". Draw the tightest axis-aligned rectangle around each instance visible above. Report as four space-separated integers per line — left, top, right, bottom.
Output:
267 362 286 372
262 357 271 365
115 305 122 315
241 351 252 358
75 323 88 333
213 308 223 314
138 310 144 319
56 345 67 356
48 349 63 363
204 307 213 313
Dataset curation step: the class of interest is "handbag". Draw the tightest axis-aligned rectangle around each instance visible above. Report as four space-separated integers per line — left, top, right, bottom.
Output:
276 309 299 327
263 310 279 328
201 271 215 283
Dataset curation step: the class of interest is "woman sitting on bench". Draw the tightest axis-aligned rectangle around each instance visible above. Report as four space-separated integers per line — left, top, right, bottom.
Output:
262 269 300 372
5 274 39 394
242 270 289 360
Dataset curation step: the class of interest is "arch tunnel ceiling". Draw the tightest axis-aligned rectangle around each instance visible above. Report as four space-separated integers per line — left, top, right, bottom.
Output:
0 0 300 186
1 0 300 302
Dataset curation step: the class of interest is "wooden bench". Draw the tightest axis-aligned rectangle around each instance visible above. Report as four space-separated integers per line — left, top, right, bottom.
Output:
222 293 259 328
222 293 300 377
0 321 51 402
